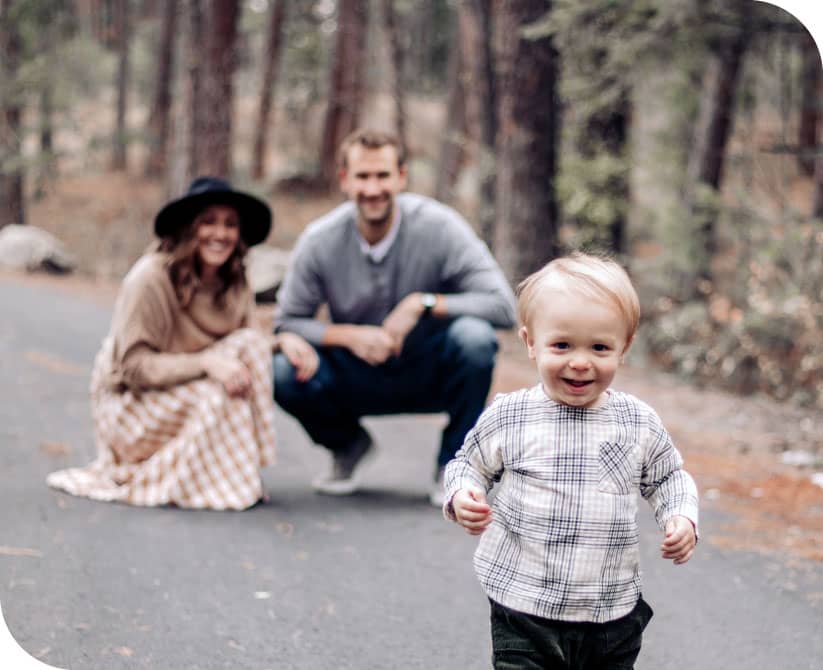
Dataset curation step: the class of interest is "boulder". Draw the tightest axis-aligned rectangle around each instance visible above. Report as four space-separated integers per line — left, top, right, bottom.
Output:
0 224 76 273
246 245 291 303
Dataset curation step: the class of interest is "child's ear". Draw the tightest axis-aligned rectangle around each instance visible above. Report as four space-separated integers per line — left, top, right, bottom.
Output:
519 326 536 359
620 334 635 363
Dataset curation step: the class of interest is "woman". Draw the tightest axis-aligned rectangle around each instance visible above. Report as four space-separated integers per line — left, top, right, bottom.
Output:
47 177 317 510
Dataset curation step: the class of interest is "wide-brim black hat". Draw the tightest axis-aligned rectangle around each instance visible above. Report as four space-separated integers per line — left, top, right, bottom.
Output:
154 176 272 247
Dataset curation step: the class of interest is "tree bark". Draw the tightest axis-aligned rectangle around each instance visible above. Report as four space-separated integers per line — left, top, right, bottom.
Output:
684 0 749 283
798 29 821 177
319 0 368 187
0 0 25 227
191 0 240 178
435 23 465 205
492 0 560 285
145 0 178 178
458 0 496 248
111 0 131 171
251 0 288 181
380 0 406 150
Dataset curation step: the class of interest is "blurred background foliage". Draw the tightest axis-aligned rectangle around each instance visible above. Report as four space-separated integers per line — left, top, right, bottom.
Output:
0 0 820 409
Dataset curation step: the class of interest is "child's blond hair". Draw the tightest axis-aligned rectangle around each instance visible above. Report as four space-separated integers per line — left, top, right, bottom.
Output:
516 252 641 348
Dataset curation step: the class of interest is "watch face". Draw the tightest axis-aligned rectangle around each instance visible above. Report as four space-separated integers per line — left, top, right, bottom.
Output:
422 293 437 309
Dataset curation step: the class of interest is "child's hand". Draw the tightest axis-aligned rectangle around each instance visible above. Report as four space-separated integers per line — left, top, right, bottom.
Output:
661 515 696 564
452 487 492 536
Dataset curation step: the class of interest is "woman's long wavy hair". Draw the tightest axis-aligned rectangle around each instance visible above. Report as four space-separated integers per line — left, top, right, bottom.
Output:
157 207 249 309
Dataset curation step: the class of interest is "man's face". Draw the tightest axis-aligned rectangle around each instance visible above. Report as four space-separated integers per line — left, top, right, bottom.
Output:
339 144 407 233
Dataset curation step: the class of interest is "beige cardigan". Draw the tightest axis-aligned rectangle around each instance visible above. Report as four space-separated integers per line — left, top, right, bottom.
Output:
102 252 255 390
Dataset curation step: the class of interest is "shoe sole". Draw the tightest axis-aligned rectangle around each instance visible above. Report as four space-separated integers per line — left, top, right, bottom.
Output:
311 442 378 496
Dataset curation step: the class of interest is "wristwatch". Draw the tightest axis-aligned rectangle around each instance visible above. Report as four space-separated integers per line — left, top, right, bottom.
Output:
421 292 437 315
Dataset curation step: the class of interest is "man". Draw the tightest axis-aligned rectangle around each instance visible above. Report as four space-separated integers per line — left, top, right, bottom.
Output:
273 129 516 505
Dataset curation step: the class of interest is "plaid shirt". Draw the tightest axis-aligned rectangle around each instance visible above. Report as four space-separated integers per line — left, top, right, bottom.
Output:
444 385 699 623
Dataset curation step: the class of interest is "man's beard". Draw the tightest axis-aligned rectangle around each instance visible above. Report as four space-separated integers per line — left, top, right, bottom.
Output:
357 197 393 228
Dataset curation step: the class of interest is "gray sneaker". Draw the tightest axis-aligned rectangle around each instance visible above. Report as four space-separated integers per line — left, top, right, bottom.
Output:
428 466 446 508
312 431 375 496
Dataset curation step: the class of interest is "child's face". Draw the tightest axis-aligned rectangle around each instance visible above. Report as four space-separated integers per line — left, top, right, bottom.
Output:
520 288 629 409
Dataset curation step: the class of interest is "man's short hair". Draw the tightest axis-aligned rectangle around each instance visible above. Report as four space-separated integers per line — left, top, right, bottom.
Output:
516 252 641 348
337 129 406 170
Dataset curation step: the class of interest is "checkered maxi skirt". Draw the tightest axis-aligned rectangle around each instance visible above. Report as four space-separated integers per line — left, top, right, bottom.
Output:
46 328 277 510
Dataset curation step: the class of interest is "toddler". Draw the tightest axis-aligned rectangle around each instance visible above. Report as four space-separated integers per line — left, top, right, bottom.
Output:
444 252 698 669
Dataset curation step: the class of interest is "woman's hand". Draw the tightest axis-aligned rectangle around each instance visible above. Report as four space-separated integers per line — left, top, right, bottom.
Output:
201 352 251 398
276 332 319 382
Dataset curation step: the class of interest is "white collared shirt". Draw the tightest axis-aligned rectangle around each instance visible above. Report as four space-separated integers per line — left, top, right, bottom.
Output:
356 209 402 263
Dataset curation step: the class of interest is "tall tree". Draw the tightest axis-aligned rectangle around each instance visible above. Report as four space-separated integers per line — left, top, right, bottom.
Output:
111 0 131 171
192 0 240 178
145 0 178 177
252 0 288 181
492 0 560 285
318 0 368 186
683 0 751 284
457 0 496 248
798 28 821 177
0 0 25 227
380 0 407 150
435 19 465 206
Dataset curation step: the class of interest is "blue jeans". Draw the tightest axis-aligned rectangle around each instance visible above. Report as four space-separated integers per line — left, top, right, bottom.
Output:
273 316 498 468
489 597 654 669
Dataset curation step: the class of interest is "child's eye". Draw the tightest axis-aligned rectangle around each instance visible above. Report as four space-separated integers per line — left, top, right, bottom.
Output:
592 343 610 352
552 342 569 350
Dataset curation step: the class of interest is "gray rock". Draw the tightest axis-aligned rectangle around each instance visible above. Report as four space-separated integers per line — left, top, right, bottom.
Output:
246 245 291 302
0 224 76 273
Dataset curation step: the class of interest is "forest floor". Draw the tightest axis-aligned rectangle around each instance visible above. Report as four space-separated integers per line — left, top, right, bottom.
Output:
15 171 823 565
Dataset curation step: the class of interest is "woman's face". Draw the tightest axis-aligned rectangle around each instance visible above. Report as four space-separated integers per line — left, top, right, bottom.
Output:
193 204 241 274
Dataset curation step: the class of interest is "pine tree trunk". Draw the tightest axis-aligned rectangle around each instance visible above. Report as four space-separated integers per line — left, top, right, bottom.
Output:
0 0 25 227
145 0 178 178
684 0 749 283
492 0 560 285
435 26 465 205
458 0 496 248
319 0 368 186
380 0 406 150
111 0 131 171
252 0 288 181
192 0 240 178
798 29 821 177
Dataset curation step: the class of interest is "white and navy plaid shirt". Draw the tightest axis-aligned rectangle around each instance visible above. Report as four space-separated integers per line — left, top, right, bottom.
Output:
444 385 699 624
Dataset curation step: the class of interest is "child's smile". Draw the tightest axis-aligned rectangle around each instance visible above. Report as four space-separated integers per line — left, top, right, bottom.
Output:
520 288 629 409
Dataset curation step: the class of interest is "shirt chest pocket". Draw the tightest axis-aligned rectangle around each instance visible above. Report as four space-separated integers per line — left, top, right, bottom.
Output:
598 441 640 495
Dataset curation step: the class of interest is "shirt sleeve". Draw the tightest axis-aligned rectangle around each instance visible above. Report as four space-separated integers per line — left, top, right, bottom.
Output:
438 212 517 329
443 399 506 521
639 409 700 533
273 232 329 345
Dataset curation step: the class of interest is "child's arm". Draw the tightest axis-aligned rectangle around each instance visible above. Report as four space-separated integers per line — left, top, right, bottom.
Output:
661 515 696 564
451 487 493 535
443 399 506 525
639 410 700 561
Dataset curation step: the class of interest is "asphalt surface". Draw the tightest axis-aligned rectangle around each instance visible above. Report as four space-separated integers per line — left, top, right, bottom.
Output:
1 276 821 669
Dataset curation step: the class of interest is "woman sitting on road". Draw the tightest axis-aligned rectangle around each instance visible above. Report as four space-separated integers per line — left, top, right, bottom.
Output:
47 177 318 510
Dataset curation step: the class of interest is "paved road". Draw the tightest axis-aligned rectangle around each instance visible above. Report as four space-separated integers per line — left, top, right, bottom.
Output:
1 276 821 669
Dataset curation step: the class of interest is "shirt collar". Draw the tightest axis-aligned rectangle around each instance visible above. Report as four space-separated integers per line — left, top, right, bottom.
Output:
356 207 402 263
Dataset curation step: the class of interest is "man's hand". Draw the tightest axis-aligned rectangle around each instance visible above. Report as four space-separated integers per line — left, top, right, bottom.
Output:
382 293 427 355
276 332 319 382
661 515 696 565
345 325 397 365
452 487 493 536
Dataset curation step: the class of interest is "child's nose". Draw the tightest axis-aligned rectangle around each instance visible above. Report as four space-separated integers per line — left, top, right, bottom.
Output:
568 355 592 370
